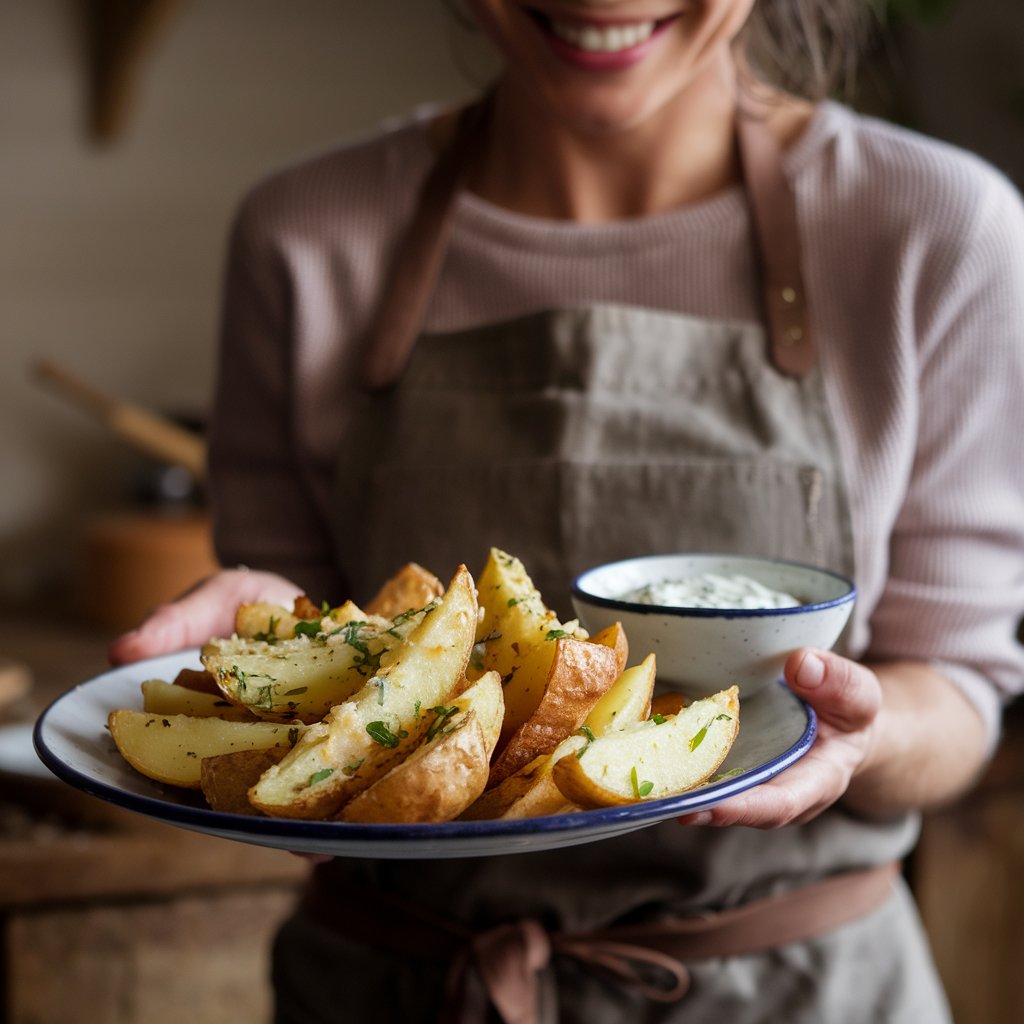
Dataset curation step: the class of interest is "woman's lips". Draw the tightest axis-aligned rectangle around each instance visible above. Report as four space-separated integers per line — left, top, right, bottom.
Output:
527 9 678 71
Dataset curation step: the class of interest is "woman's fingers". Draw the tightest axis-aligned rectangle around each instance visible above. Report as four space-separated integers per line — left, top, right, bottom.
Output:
677 650 883 830
785 648 881 733
107 568 302 665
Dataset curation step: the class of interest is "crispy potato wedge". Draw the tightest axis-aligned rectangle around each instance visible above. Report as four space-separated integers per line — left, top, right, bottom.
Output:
202 602 436 724
589 622 629 676
488 636 619 787
461 737 584 820
551 686 739 809
583 654 656 736
649 691 688 719
473 549 579 734
341 671 503 823
247 566 478 820
234 599 371 643
364 562 444 619
200 747 290 814
171 668 221 695
464 655 656 820
141 679 258 721
108 710 305 790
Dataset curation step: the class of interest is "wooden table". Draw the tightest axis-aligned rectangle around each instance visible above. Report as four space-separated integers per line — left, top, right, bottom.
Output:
3 609 1021 1022
0 613 307 1024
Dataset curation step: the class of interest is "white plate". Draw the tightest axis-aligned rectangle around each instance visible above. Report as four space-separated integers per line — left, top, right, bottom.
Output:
0 722 51 781
33 650 816 859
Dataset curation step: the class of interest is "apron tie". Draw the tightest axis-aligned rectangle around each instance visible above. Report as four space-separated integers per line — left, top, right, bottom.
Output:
303 861 899 1022
442 918 690 1024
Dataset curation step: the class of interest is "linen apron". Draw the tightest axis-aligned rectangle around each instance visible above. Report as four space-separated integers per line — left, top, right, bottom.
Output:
272 103 951 1024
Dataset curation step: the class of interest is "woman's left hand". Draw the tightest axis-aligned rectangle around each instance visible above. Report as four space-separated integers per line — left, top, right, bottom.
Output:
677 648 882 829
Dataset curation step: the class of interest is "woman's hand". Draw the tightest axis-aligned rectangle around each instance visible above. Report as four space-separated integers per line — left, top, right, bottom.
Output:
677 648 989 829
107 568 303 666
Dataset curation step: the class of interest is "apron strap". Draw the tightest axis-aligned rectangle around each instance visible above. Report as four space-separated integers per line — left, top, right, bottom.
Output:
737 103 816 376
360 96 491 391
360 90 816 389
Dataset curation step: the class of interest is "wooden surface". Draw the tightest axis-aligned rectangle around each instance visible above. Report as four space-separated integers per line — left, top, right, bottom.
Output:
913 699 1024 1024
0 611 306 1024
2 610 1022 1021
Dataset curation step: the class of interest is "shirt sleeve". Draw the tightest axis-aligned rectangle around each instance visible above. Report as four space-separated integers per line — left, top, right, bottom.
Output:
866 167 1024 745
206 191 346 602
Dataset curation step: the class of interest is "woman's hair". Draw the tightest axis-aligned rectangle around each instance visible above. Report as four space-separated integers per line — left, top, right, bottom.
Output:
741 0 875 101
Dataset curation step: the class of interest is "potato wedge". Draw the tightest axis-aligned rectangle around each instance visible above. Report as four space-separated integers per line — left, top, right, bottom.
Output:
473 548 584 735
583 654 656 736
339 675 499 824
649 690 688 719
200 747 290 814
234 599 372 642
589 622 629 676
247 565 478 820
171 668 221 695
488 636 619 787
141 679 258 721
551 686 739 808
108 710 305 789
202 602 436 723
364 562 444 619
465 655 656 820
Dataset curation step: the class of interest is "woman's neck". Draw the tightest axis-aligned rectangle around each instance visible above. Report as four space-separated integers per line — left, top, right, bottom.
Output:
460 58 812 224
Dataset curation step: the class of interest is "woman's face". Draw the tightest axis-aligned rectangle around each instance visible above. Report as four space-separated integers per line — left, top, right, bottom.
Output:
466 1 757 133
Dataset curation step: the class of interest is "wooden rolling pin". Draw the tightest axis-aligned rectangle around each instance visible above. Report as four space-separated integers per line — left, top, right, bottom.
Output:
34 358 206 482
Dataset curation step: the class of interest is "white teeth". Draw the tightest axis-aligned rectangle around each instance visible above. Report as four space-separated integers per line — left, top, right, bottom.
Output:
551 19 655 53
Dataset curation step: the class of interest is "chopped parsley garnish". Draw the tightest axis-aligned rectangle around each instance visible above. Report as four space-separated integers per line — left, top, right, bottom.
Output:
293 618 322 638
507 597 520 607
283 686 308 696
630 765 654 799
427 704 460 741
341 759 364 777
575 724 596 759
366 721 406 748
689 724 709 751
307 768 334 787
651 713 668 725
253 616 281 644
336 620 384 676
545 629 571 641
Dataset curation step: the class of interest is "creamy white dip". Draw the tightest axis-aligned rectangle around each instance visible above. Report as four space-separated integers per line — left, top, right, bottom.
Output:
621 572 801 610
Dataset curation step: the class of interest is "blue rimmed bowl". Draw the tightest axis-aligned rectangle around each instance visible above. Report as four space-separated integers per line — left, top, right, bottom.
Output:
572 553 856 698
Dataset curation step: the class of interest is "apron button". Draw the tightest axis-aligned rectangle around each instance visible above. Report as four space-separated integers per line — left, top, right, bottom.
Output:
783 326 804 346
781 286 798 304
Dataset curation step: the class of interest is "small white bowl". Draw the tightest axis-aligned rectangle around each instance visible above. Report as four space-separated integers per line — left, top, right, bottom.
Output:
571 553 856 699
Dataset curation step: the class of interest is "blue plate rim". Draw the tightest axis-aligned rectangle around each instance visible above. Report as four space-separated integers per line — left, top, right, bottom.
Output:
32 652 818 850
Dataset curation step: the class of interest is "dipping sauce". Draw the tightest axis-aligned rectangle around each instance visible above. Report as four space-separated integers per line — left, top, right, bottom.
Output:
620 573 801 610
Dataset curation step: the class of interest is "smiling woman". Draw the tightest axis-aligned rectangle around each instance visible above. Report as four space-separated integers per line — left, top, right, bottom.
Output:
105 0 1024 1021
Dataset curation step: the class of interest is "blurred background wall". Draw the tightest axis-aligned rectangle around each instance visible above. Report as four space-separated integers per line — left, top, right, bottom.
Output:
0 0 485 610
1 0 1022 613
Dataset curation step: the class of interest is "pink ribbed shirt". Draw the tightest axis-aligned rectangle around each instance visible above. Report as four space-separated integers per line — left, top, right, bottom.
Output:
209 101 1024 743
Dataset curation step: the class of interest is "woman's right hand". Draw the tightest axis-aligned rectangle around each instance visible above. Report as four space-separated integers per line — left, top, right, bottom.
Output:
107 567 303 666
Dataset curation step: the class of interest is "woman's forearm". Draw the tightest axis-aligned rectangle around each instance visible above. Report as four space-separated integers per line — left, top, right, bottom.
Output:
843 660 990 818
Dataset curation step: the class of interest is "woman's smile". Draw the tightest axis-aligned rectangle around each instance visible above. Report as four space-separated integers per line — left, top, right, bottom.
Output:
525 7 682 70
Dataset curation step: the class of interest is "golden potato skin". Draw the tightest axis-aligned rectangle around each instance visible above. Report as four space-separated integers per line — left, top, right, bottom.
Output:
200 747 290 814
247 566 478 820
551 687 740 810
339 711 489 824
487 637 619 788
108 711 304 790
364 562 443 619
